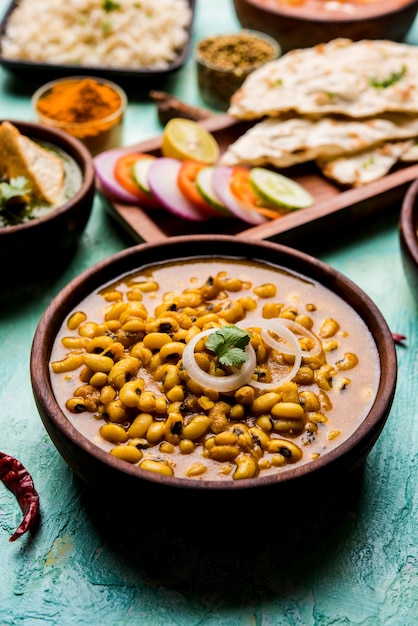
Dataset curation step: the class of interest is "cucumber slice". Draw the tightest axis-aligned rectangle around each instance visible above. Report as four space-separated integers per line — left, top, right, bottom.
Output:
196 166 231 216
249 167 314 210
132 158 155 196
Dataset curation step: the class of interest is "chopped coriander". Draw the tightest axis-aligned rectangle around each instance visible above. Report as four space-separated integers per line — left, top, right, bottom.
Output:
102 0 120 12
206 325 251 368
0 177 31 211
369 65 407 89
361 155 375 169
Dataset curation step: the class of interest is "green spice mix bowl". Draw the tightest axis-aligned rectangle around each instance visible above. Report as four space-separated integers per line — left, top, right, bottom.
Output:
195 30 281 111
0 120 95 284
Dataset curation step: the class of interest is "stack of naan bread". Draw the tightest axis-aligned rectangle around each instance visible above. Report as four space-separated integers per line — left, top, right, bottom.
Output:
221 38 418 187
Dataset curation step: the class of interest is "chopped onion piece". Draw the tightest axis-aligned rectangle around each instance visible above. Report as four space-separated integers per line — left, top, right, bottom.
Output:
182 328 257 393
262 319 323 358
237 319 302 391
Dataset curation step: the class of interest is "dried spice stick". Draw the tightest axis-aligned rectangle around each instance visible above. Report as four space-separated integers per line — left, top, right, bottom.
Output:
0 451 40 542
149 90 213 125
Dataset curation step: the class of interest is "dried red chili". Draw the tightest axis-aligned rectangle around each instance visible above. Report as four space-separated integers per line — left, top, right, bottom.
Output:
0 451 40 542
392 332 407 345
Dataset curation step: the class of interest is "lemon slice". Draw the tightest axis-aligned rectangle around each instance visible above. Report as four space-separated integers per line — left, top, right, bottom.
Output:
161 118 220 164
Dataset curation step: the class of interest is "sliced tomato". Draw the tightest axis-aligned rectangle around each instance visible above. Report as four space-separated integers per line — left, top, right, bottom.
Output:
177 160 219 217
114 153 160 208
229 166 281 220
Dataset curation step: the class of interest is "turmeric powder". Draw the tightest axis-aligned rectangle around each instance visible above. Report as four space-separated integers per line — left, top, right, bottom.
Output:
34 77 126 154
36 77 122 124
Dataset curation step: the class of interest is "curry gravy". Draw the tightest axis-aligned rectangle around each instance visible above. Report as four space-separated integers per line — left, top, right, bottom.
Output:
50 258 380 481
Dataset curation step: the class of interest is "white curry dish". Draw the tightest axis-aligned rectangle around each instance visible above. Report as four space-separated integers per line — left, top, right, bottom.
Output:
31 236 397 497
0 121 82 227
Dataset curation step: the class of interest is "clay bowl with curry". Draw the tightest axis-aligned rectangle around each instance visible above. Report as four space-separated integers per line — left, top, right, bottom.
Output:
232 0 418 54
0 120 95 282
30 235 397 516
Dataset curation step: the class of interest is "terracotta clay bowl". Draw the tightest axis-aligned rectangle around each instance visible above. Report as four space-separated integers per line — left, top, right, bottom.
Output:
400 179 418 302
232 0 418 54
0 120 95 282
30 235 397 511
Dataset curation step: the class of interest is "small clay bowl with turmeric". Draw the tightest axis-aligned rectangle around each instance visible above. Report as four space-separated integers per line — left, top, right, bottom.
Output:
32 76 127 156
195 30 280 111
0 119 95 284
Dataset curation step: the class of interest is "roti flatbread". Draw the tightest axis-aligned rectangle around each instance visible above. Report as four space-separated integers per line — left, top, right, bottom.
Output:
228 38 418 121
400 141 418 161
317 140 414 187
219 115 418 169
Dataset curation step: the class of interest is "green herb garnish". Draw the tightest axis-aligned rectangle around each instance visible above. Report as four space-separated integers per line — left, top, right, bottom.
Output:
102 0 120 12
369 65 407 89
0 177 31 211
206 325 251 368
361 155 375 169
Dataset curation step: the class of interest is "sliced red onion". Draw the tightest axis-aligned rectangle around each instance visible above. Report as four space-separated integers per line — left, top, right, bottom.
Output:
211 166 268 225
147 157 210 222
237 318 302 391
262 319 322 358
94 149 143 204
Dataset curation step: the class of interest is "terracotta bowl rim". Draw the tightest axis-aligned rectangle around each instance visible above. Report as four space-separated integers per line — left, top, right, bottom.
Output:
0 119 95 235
234 0 418 25
400 178 418 268
30 235 397 492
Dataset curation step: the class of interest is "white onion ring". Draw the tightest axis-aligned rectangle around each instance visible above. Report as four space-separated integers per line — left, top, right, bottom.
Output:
182 328 257 393
236 319 302 391
262 319 322 358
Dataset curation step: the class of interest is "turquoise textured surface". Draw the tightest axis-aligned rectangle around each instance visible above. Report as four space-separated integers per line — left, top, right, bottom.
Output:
0 1 417 624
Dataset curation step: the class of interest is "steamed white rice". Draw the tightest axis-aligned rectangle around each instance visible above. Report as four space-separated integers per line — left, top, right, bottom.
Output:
1 0 193 69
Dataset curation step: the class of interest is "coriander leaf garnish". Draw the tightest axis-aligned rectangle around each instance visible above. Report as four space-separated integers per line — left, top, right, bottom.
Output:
102 0 120 12
0 177 31 211
206 325 252 368
361 155 375 169
369 65 407 89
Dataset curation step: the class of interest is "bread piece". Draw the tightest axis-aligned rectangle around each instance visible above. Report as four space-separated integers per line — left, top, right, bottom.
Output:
228 38 418 121
0 121 64 205
317 140 414 187
219 114 418 169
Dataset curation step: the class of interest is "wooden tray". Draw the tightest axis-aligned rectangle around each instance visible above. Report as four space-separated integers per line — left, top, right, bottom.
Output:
100 114 418 245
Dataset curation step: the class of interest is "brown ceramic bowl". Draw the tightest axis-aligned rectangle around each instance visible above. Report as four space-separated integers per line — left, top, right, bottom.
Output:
232 0 418 54
0 120 95 282
30 235 397 511
399 179 418 302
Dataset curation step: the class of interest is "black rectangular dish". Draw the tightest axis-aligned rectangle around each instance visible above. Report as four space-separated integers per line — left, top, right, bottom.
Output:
0 0 196 86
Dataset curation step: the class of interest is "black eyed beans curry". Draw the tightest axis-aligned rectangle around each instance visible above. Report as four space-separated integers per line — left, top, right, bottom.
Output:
50 259 380 482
